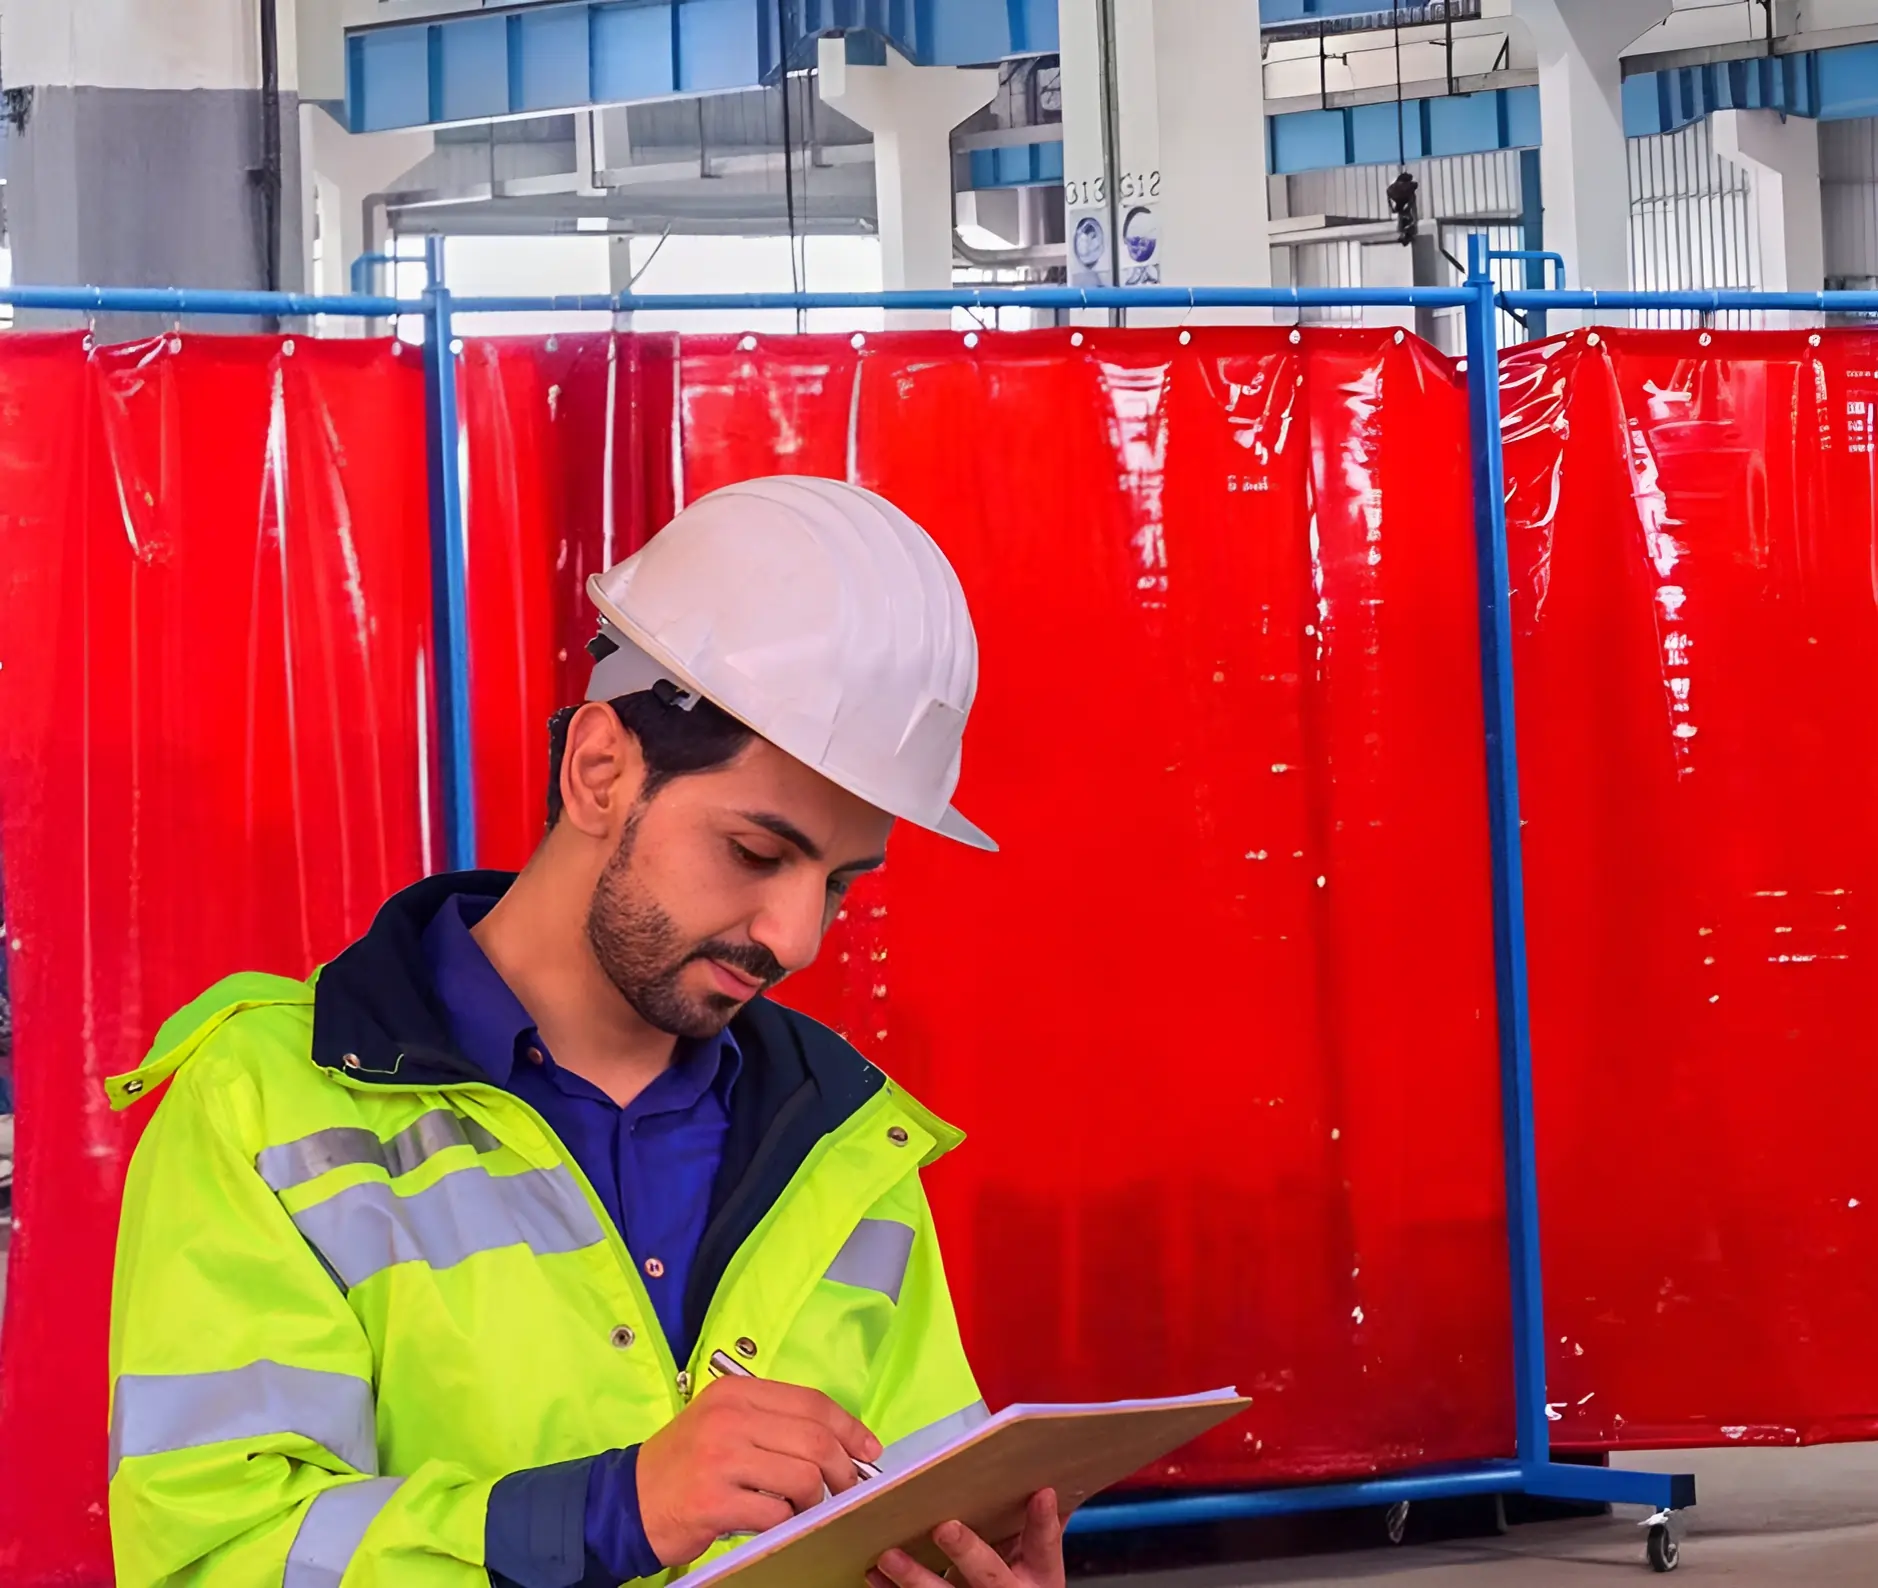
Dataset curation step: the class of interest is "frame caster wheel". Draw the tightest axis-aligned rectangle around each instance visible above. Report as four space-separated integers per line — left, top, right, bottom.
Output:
1645 1521 1680 1572
1385 1500 1410 1546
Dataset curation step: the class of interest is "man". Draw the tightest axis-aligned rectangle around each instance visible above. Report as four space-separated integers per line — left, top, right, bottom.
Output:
106 477 1066 1588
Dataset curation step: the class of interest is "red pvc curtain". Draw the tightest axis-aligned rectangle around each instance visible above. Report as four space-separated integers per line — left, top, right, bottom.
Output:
1501 330 1878 1449
460 327 1518 1481
8 323 1878 1585
0 334 433 1582
673 330 1512 1485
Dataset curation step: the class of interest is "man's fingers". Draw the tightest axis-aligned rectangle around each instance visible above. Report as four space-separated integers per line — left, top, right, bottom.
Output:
874 1549 949 1588
1017 1488 1064 1568
707 1375 883 1461
930 1521 1017 1588
746 1410 864 1496
727 1450 827 1517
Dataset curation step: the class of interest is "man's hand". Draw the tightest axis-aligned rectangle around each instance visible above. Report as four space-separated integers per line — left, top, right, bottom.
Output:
867 1489 1066 1588
635 1375 883 1566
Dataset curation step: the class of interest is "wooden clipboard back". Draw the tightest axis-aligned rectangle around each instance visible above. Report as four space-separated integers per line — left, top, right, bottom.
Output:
686 1394 1250 1587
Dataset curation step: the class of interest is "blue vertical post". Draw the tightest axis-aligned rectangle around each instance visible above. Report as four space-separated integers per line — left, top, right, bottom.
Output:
421 235 478 871
1463 233 1551 1476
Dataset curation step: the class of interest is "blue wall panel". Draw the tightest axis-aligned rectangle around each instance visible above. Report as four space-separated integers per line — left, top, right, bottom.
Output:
967 139 1065 188
1815 41 1878 121
592 4 678 101
1270 108 1350 174
354 24 433 130
1350 101 1424 165
928 0 1058 63
1268 86 1538 175
515 6 592 110
439 15 510 121
1504 83 1541 149
678 0 758 91
1427 90 1502 158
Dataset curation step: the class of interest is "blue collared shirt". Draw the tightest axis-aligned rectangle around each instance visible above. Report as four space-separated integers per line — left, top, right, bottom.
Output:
421 894 741 1361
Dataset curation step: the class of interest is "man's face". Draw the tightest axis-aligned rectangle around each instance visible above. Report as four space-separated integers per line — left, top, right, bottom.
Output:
585 737 894 1039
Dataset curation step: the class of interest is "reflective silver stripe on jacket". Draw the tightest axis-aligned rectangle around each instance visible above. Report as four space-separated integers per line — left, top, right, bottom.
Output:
109 1361 376 1479
878 1399 993 1474
290 1163 606 1289
824 1218 917 1304
257 1109 502 1193
283 1477 404 1588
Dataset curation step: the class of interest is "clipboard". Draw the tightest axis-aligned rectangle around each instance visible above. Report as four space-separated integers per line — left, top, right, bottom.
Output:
681 1388 1249 1587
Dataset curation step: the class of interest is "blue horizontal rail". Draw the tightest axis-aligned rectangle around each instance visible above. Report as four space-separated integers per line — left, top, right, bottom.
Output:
1504 287 1878 314
0 285 421 318
1067 1458 1689 1535
1068 1464 1522 1533
452 284 1475 315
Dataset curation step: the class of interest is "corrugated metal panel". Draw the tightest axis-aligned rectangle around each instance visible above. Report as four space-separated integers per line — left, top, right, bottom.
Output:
1286 151 1521 222
1821 117 1878 287
1293 238 1365 326
1627 120 1765 328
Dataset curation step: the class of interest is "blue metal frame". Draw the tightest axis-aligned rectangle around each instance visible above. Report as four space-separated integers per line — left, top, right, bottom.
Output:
1 261 1735 1538
420 237 480 874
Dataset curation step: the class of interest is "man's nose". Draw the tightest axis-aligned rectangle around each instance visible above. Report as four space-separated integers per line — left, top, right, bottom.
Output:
748 880 829 975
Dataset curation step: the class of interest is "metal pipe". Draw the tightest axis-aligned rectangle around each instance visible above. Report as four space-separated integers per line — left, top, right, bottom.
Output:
1463 233 1550 1476
1486 250 1567 290
448 286 1477 314
1067 1463 1522 1534
420 238 478 874
256 0 283 309
0 286 417 316
1504 287 1878 312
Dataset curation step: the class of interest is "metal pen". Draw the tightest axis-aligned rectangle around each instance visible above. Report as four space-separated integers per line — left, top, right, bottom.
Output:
707 1349 883 1482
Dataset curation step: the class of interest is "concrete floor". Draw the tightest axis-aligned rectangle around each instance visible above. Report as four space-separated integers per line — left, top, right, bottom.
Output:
1106 1446 1878 1585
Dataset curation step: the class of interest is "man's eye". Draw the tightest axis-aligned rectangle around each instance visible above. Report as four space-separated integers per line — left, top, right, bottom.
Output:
730 840 782 872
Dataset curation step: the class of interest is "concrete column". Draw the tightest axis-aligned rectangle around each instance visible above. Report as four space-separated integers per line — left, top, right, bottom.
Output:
1713 107 1824 321
304 107 432 326
1058 0 1271 324
1514 0 1672 323
3 0 306 336
816 37 997 328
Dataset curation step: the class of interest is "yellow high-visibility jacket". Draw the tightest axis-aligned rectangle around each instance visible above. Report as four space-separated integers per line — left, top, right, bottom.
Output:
105 872 983 1588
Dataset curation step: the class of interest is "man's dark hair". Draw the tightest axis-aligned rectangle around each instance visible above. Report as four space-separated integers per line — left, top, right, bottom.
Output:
547 690 756 826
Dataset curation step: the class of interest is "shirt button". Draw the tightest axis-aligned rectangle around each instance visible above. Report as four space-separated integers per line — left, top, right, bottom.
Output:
887 1126 910 1146
735 1336 759 1360
610 1324 635 1349
644 1257 665 1279
526 1046 546 1066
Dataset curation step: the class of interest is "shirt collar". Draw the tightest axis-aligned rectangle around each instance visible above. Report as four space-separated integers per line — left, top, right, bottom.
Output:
422 893 744 1103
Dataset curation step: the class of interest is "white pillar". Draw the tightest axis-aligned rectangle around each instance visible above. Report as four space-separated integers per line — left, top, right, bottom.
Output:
1515 0 1672 323
304 108 432 328
1712 107 1823 321
817 38 997 328
1058 0 1271 323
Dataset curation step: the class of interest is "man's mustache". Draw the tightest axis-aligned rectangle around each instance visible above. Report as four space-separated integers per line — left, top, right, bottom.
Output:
685 938 786 988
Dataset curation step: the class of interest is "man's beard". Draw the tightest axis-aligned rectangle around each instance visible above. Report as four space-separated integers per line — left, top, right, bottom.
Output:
585 818 785 1039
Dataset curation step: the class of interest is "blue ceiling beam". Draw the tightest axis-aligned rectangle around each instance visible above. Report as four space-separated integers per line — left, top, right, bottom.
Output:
1267 86 1540 175
347 0 1059 132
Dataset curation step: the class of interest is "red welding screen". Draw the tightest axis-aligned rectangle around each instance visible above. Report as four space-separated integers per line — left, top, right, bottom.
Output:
1501 330 1878 1450
0 334 433 1583
670 328 1514 1485
8 325 1878 1585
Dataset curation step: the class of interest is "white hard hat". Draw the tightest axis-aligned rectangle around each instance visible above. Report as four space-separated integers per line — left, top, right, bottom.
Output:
585 475 994 852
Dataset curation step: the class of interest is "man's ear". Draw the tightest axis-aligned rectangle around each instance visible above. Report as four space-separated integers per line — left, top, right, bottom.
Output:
558 701 648 840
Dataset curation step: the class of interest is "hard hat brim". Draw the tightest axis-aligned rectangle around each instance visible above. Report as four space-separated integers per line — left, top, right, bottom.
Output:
933 804 998 854
590 575 999 854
